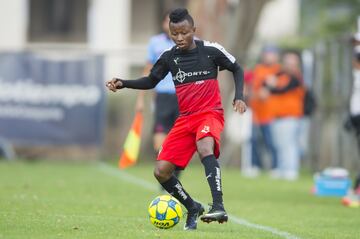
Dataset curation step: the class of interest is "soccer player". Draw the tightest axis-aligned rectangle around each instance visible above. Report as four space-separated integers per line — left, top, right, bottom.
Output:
106 8 246 230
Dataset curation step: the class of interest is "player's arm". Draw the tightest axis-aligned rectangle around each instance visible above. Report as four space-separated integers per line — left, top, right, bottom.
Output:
106 52 170 92
230 63 247 113
210 43 246 113
106 75 160 92
230 63 245 101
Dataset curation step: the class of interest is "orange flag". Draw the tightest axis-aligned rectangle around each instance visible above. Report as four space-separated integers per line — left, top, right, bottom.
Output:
118 112 143 169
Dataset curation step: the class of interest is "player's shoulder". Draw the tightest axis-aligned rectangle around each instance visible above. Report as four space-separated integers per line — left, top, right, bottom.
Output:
203 40 227 52
202 40 236 62
158 46 176 59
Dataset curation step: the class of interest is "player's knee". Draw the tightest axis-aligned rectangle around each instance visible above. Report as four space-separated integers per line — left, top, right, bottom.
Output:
197 145 213 159
154 166 171 183
197 137 215 159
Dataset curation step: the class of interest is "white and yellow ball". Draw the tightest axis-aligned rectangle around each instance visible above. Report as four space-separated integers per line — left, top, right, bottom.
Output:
148 195 183 229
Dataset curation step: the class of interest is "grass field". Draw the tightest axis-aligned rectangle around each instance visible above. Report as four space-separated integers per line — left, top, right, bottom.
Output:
0 160 359 239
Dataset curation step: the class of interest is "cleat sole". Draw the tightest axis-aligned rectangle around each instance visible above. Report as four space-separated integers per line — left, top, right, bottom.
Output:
200 214 228 224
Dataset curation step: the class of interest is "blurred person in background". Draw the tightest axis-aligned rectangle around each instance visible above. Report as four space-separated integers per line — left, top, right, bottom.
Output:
246 46 280 178
345 32 360 195
106 8 246 230
263 51 305 181
135 12 181 181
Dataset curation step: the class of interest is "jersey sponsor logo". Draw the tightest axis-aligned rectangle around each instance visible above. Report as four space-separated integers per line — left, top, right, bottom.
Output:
201 125 210 133
173 68 211 83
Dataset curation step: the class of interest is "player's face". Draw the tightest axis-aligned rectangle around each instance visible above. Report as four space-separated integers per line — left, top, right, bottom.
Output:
169 20 195 51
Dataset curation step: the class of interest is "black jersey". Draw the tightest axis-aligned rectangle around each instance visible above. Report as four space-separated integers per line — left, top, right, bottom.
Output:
149 40 241 115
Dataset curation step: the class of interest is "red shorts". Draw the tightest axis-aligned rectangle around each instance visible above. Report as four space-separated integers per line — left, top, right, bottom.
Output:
157 111 224 169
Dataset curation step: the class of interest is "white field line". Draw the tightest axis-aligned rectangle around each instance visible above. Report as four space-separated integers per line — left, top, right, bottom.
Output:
97 163 301 239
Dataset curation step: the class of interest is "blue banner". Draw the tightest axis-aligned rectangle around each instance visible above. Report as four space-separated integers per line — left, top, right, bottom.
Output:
0 52 105 145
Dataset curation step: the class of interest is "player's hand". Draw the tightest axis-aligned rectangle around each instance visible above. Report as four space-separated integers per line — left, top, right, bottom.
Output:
233 99 247 114
106 78 123 92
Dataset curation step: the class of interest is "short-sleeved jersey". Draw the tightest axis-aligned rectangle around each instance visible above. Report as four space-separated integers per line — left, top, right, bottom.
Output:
147 33 175 94
150 40 237 116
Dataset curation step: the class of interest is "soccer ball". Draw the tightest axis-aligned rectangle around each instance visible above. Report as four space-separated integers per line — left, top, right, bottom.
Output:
148 195 183 229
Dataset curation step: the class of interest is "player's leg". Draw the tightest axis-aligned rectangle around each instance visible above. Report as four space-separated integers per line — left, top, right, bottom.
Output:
154 133 182 179
196 136 228 223
154 161 190 205
193 112 227 223
154 160 204 230
153 132 169 192
154 132 182 190
155 117 204 230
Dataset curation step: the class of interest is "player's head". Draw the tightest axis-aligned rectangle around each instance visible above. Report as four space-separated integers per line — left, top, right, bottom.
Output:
169 8 196 51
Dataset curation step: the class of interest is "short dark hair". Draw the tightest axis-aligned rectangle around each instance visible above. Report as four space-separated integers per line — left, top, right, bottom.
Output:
169 8 194 26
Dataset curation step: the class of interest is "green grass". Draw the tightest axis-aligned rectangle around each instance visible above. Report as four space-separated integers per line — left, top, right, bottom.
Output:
0 160 359 239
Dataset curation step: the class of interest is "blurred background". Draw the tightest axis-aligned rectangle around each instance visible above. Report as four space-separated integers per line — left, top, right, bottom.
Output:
0 0 359 176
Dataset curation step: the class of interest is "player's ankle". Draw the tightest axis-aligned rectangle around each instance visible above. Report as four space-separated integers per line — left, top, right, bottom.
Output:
188 201 201 212
213 201 224 209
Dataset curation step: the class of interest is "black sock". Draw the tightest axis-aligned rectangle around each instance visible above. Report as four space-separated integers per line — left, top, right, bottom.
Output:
159 170 181 191
160 175 195 211
201 154 223 206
